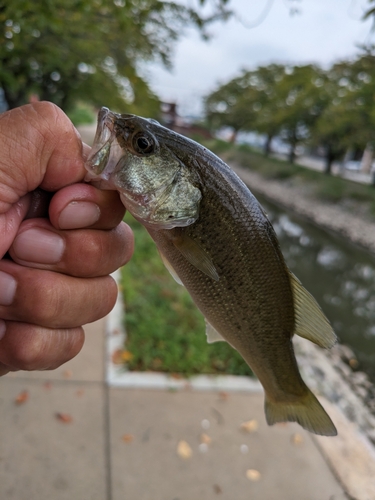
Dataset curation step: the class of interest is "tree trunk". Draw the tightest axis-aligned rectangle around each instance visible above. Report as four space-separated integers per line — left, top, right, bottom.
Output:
263 134 273 156
229 129 238 143
288 144 296 164
324 144 335 175
360 143 373 173
324 156 333 175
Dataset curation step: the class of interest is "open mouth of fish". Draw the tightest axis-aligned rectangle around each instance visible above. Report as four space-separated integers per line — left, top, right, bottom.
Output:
84 107 122 182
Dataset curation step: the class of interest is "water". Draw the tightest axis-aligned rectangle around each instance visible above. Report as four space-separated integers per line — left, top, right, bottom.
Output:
258 194 375 382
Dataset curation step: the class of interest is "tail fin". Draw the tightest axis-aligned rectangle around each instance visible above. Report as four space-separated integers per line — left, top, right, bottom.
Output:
264 390 337 436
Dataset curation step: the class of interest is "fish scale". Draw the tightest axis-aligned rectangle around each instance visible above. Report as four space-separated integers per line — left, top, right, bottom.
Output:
85 107 338 436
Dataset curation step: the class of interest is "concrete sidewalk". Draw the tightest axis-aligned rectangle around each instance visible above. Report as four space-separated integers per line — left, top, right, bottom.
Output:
0 318 353 500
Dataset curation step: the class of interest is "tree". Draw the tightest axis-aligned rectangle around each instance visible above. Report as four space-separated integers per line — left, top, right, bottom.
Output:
241 64 286 155
205 64 330 163
204 64 286 151
0 0 231 115
204 74 258 142
311 50 375 174
271 64 329 163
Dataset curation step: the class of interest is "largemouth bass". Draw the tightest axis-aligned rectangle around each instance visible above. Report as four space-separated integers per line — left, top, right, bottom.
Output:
85 107 337 436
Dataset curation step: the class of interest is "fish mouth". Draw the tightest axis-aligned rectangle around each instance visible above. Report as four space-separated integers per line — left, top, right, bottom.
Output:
94 107 114 148
84 108 114 181
84 107 127 188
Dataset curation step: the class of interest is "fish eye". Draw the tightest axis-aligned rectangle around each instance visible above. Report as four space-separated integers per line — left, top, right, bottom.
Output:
133 132 157 155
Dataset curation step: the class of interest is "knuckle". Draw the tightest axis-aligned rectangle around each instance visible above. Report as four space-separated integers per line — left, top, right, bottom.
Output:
6 326 84 371
8 327 50 370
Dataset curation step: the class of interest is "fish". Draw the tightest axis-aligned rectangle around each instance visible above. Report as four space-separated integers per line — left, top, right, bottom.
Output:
85 107 337 437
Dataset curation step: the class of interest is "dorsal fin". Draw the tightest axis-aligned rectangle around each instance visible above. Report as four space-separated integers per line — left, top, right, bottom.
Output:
289 272 336 349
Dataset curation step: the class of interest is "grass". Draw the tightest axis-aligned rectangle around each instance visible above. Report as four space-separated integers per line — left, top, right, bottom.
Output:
120 213 253 377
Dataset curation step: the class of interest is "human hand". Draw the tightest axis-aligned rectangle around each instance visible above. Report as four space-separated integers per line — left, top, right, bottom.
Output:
0 102 134 376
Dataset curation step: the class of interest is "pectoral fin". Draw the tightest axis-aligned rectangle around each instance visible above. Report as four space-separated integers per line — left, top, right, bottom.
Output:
205 320 225 343
172 233 219 282
290 272 336 349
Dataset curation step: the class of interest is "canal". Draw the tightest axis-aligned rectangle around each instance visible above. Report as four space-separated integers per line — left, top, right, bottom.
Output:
258 194 375 383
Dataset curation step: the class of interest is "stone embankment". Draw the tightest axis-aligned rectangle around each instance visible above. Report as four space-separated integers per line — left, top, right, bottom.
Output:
232 164 375 253
232 163 375 445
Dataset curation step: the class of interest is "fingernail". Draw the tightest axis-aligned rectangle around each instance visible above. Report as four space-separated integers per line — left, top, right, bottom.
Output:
13 228 65 264
0 320 5 340
0 272 17 306
59 201 101 229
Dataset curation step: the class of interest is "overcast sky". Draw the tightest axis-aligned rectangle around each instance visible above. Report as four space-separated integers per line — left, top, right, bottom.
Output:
145 0 374 116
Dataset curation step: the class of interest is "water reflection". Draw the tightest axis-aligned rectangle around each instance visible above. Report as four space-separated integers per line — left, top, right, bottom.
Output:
260 195 375 382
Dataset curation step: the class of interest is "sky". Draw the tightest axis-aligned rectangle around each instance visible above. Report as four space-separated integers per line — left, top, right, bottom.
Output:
144 0 375 117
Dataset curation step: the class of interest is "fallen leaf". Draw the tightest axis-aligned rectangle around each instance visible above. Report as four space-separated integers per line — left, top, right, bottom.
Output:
213 484 222 494
177 440 193 459
218 391 229 401
200 433 212 445
246 469 261 482
349 357 359 369
121 350 133 362
112 349 123 365
122 434 134 443
15 390 29 405
291 433 304 445
240 419 258 433
111 348 133 364
55 412 73 423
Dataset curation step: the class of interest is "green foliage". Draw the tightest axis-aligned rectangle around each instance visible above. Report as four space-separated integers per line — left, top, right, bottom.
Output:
204 51 375 168
205 64 285 144
66 102 95 126
120 213 253 377
0 0 231 113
